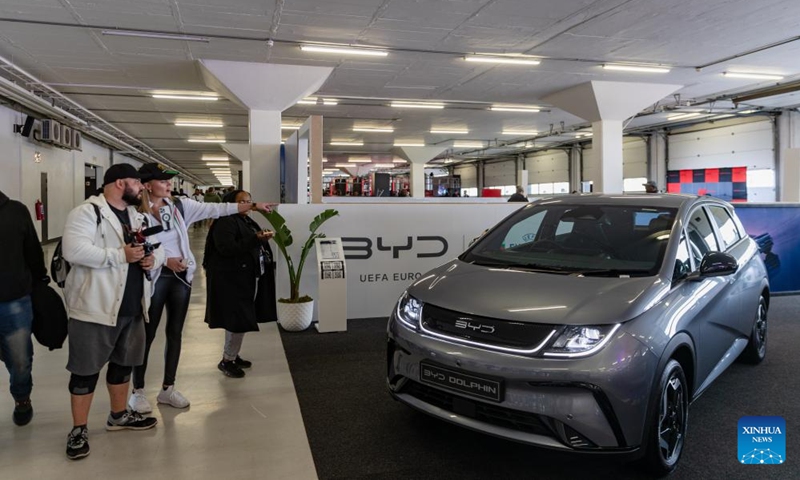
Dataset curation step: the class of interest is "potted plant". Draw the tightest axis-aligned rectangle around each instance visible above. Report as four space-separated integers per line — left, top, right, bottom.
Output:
260 208 339 331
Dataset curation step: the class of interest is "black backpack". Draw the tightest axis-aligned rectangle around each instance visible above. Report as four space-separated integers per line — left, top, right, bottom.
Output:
51 204 101 288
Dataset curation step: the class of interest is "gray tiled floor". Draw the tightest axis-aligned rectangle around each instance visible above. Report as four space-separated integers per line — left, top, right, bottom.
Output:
0 229 317 480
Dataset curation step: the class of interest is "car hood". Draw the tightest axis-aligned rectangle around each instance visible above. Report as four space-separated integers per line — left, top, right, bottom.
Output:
407 260 668 326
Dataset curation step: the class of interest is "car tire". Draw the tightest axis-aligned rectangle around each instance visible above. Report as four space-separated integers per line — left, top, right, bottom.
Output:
738 295 768 364
643 359 688 477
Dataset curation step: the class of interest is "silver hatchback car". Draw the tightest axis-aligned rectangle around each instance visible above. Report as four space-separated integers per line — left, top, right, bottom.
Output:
387 194 769 475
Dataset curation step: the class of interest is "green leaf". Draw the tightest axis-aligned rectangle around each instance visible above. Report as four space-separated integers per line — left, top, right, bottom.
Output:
258 208 339 302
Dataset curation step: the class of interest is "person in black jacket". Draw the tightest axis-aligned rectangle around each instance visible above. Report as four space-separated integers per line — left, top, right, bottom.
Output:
203 190 278 378
508 186 528 202
0 189 46 426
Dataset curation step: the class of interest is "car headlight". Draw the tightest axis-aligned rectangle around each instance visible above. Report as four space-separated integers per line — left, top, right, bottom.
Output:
395 292 423 330
542 324 621 358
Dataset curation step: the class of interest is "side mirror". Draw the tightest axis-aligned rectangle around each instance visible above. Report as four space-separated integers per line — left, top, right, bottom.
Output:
688 251 738 281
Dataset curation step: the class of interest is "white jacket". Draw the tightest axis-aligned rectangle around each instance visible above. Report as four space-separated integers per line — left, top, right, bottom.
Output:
144 198 239 285
62 195 165 326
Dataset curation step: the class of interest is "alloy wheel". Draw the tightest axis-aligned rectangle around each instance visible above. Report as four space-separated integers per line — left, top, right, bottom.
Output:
658 373 685 464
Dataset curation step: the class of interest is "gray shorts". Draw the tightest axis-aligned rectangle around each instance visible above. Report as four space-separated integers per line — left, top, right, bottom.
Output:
66 316 146 376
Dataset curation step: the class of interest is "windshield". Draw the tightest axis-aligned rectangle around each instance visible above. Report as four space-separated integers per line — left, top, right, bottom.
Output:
462 203 678 276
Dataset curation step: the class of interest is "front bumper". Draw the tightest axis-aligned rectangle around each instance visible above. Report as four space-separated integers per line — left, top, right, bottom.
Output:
387 314 657 453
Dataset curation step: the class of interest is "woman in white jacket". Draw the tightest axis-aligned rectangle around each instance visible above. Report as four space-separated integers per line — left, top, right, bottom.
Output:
128 164 273 412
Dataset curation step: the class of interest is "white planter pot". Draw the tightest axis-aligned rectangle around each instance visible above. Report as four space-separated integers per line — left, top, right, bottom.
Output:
277 300 314 332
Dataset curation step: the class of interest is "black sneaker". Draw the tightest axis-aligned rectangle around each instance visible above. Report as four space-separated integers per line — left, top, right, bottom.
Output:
218 360 245 378
66 426 90 460
105 410 158 431
13 398 33 426
233 355 252 369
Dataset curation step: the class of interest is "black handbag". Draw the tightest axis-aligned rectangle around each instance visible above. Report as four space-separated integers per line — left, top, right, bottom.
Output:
30 280 69 351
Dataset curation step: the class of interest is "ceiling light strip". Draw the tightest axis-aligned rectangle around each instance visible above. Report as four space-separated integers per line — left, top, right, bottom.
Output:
465 56 541 66
602 64 671 73
101 29 210 43
300 45 388 57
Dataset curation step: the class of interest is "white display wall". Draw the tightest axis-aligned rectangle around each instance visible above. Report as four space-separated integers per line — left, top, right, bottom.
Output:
271 203 522 320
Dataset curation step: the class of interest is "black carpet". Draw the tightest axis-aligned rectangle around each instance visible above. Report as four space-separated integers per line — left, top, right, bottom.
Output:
280 297 800 480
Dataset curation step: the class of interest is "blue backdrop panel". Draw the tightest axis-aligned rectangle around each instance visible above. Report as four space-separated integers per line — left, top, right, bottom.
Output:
735 204 800 294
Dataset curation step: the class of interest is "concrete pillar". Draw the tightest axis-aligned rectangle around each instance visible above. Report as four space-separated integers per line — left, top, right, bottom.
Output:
477 161 484 194
647 133 668 191
199 60 333 204
783 149 800 202
591 120 623 193
308 116 324 204
569 145 581 192
395 146 446 198
777 110 800 201
221 143 251 191
544 81 682 193
249 110 282 203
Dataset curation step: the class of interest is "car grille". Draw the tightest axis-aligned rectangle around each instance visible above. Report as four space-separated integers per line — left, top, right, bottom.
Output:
402 380 556 439
421 303 556 351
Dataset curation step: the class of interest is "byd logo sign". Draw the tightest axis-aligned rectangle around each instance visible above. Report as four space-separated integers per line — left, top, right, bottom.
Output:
341 236 448 260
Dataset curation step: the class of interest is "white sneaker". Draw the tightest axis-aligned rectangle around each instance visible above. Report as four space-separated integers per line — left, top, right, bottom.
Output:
128 388 152 414
157 385 190 409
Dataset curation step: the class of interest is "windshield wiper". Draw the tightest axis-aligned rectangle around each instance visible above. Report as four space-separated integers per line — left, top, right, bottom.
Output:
510 263 574 274
576 269 651 277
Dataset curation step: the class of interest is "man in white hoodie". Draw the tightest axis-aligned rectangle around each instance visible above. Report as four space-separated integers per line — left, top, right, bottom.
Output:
61 163 165 460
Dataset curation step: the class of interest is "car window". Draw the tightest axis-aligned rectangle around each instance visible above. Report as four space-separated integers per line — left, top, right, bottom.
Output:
464 203 678 276
673 236 692 281
501 210 546 248
707 205 741 249
686 207 718 257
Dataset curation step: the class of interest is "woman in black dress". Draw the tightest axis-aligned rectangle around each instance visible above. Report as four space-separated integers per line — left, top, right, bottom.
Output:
203 190 278 378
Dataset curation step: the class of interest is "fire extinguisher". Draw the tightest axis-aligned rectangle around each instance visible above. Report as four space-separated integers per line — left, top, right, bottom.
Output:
35 199 44 221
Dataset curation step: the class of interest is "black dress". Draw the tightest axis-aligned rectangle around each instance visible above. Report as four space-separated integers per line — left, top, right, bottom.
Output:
203 214 278 333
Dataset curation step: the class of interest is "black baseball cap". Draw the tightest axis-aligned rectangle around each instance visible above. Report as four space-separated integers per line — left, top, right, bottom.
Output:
139 163 179 182
103 163 142 186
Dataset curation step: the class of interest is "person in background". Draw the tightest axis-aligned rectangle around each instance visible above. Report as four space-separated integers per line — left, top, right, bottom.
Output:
203 190 278 379
508 186 528 202
644 180 659 193
127 164 274 413
191 189 204 203
61 164 164 460
0 189 46 427
204 187 222 204
462 190 469 197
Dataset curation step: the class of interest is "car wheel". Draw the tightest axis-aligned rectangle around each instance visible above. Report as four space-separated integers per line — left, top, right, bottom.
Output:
643 359 688 476
739 295 768 364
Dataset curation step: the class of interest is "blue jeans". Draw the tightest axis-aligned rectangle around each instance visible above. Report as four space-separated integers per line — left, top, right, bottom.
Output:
0 295 34 401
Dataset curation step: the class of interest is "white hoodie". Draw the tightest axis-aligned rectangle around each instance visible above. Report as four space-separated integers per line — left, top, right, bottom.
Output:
62 195 165 326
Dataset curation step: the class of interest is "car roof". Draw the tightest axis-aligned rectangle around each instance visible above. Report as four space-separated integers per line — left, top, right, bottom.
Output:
530 193 721 210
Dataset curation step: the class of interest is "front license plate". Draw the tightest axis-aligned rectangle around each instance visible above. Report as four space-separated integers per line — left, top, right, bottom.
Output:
419 362 503 402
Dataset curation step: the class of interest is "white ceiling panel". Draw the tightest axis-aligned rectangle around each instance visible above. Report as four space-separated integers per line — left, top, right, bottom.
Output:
1 0 799 173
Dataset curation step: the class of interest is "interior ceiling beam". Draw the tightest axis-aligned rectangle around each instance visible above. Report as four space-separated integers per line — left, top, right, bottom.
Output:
732 82 800 105
695 34 800 70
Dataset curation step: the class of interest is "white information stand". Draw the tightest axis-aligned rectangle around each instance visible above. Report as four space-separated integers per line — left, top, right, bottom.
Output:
314 237 347 333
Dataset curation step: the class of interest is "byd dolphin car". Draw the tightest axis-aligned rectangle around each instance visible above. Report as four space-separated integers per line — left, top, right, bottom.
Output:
387 194 768 475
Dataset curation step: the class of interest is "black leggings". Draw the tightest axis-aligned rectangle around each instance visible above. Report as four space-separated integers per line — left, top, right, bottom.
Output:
132 273 191 389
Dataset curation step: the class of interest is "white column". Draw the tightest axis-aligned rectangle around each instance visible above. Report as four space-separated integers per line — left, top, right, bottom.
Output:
649 133 667 191
569 145 581 192
309 116 324 204
592 120 624 193
783 149 800 202
249 110 282 204
410 162 426 198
